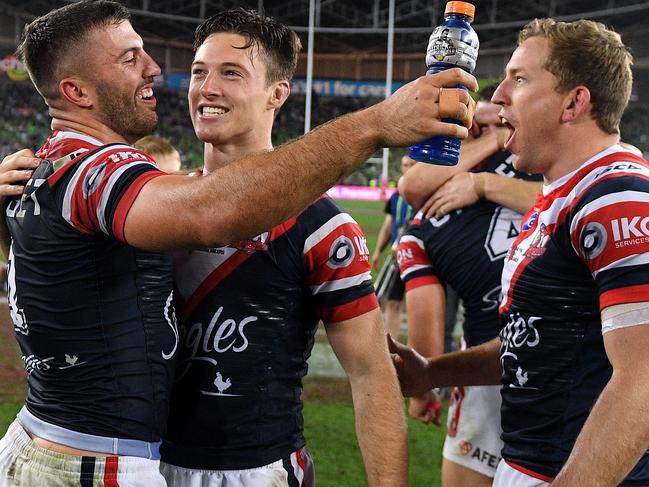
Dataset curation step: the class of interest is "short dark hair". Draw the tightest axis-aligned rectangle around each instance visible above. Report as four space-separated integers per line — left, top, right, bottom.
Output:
193 8 302 84
16 0 130 100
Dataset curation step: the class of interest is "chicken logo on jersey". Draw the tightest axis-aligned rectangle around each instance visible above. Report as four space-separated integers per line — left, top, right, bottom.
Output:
214 371 232 394
65 354 78 366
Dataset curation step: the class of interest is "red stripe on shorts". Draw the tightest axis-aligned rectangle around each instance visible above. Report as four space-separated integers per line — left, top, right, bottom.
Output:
506 461 554 483
104 456 120 487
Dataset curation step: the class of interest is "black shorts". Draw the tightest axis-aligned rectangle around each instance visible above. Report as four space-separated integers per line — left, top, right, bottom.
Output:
387 274 405 301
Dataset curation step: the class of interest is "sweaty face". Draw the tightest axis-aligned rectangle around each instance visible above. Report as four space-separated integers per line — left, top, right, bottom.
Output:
492 36 565 175
189 33 277 147
86 21 160 141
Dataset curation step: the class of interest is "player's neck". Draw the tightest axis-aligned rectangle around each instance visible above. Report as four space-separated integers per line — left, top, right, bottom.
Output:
202 134 273 173
543 125 619 184
49 110 133 146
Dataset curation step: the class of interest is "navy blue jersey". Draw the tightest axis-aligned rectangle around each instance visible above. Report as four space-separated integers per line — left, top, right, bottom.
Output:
397 151 539 347
499 146 649 482
6 130 176 450
161 196 378 470
385 191 411 243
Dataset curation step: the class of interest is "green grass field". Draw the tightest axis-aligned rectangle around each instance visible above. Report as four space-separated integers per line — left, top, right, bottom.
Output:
336 198 393 280
0 198 449 486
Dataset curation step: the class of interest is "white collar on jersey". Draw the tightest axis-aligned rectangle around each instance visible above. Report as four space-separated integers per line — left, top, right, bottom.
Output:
51 130 105 148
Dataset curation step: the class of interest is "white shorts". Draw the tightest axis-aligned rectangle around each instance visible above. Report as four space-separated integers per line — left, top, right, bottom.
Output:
442 384 503 477
493 461 551 487
0 419 166 487
160 448 314 487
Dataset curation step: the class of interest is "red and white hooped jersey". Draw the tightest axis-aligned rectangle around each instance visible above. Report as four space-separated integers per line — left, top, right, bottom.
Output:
162 196 378 470
6 130 174 456
497 145 649 481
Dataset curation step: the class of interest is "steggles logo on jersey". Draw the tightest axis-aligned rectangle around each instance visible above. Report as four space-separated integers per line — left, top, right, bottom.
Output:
175 305 257 396
500 312 541 390
162 291 179 360
611 216 649 248
22 354 54 376
327 235 356 268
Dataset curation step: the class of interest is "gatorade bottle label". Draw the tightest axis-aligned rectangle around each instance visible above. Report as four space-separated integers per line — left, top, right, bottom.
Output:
426 25 478 72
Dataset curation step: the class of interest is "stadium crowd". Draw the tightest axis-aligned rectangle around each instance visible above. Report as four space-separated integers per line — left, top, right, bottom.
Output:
0 80 388 182
3 79 647 186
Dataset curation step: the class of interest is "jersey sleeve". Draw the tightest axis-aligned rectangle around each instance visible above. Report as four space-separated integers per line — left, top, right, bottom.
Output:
568 172 649 309
303 201 378 323
397 223 441 291
59 145 165 242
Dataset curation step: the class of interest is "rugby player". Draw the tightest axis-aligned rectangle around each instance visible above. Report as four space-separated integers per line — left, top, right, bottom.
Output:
159 10 406 486
372 155 415 339
390 18 649 487
0 0 476 485
134 136 182 173
397 87 542 487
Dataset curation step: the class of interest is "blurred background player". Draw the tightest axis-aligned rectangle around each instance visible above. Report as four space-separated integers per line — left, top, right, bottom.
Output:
397 84 542 487
135 135 183 173
159 10 407 487
372 154 414 340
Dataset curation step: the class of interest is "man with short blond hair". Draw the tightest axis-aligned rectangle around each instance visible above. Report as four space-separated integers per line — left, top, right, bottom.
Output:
134 136 182 173
391 18 649 487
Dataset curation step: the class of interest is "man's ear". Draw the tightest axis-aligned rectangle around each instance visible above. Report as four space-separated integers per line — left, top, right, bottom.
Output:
58 77 93 108
267 80 291 111
561 85 591 123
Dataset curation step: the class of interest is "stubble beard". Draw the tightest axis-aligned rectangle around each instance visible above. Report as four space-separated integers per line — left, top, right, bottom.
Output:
96 81 158 143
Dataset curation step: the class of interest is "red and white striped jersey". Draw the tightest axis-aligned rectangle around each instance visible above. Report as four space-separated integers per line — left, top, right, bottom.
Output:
6 130 174 457
163 196 378 470
498 145 649 481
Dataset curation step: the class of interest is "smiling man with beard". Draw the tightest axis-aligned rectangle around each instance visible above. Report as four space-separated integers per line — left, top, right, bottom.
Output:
0 0 477 486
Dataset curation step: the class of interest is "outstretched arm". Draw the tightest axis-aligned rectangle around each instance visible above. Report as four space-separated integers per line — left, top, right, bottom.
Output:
124 69 478 251
551 317 649 486
326 308 408 487
388 335 502 398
